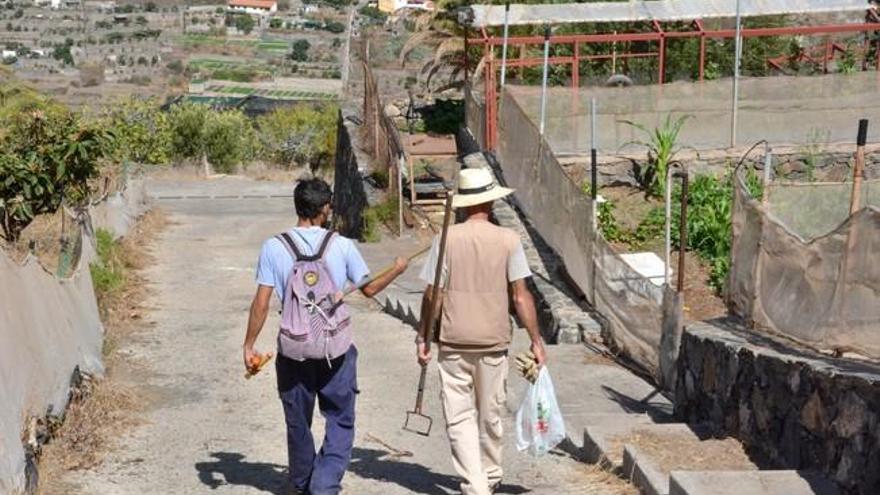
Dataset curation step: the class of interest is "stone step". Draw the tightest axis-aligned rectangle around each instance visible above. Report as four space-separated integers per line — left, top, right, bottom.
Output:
583 423 695 473
669 471 840 495
577 413 653 461
620 425 759 495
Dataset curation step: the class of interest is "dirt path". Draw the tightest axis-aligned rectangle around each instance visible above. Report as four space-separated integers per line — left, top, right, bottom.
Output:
62 177 633 495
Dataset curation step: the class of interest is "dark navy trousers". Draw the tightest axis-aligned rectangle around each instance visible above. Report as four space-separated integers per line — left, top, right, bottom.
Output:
276 345 358 495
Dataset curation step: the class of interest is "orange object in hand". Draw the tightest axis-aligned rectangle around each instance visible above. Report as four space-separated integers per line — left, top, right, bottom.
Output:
244 352 273 380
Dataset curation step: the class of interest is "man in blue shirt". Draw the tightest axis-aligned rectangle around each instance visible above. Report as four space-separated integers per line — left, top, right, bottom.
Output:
243 179 408 495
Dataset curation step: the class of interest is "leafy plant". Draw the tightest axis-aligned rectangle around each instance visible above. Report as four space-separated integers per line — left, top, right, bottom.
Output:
621 114 690 198
668 170 761 293
838 44 858 74
0 105 112 241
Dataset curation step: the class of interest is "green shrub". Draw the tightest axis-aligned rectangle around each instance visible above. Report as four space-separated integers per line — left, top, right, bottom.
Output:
422 99 464 135
361 196 399 243
203 109 259 173
256 102 338 170
668 171 762 293
290 39 310 62
167 101 209 159
90 228 125 295
102 97 172 165
0 103 112 241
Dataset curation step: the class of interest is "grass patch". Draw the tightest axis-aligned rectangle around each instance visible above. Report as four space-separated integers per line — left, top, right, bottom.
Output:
90 228 126 298
361 196 399 243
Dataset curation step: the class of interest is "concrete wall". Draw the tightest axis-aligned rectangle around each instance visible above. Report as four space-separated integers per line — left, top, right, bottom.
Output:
0 181 148 494
510 72 880 155
675 322 880 495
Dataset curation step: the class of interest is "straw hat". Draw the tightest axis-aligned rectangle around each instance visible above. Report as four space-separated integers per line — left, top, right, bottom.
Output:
451 168 514 208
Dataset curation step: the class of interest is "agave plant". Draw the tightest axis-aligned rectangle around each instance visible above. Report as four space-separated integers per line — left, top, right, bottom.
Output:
621 114 691 198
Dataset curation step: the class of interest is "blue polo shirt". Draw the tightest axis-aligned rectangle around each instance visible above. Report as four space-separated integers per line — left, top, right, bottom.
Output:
255 227 370 301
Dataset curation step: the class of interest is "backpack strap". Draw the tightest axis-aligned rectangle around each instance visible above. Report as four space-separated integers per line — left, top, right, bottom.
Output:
277 231 335 262
315 232 336 260
277 232 305 261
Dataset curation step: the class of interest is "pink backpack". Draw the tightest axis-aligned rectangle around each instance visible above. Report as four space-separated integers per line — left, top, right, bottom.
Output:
275 232 352 364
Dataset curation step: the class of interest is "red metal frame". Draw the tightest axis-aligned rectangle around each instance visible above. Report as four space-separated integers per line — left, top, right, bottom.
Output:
475 10 880 150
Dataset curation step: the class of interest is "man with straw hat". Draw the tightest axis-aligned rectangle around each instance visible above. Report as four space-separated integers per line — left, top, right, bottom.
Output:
416 167 547 495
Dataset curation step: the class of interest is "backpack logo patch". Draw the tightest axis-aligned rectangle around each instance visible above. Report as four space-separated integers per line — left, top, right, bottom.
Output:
304 271 320 286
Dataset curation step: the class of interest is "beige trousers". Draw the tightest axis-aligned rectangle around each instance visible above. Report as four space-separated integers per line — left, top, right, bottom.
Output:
438 350 508 495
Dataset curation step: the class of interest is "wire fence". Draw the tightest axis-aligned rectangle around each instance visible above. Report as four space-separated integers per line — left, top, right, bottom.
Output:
360 36 406 201
496 86 683 383
729 169 880 359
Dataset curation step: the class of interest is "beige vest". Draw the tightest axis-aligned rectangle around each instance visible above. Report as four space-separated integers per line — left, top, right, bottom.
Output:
439 220 519 353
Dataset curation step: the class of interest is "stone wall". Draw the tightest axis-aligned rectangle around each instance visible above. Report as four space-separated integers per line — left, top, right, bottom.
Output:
567 146 880 189
675 322 880 495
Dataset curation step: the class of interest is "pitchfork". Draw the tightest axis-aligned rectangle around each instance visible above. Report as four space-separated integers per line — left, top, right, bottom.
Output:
404 193 454 436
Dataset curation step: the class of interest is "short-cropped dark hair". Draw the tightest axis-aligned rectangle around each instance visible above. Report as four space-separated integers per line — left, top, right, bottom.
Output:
294 179 333 220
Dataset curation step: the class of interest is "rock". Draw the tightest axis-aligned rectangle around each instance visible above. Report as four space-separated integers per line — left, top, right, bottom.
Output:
800 391 826 434
383 103 401 118
832 391 868 438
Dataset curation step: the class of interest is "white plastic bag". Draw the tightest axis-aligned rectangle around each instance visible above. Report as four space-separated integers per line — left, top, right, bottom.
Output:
515 366 566 456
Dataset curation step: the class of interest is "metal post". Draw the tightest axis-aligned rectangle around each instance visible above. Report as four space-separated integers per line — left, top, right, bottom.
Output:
699 33 706 81
590 97 598 201
664 166 672 286
464 26 469 82
539 25 551 137
850 119 869 214
397 155 404 237
730 0 742 148
675 171 689 293
500 2 510 89
763 142 773 195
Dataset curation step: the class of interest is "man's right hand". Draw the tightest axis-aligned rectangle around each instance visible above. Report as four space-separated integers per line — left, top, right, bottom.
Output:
417 341 432 366
531 340 547 367
243 346 259 373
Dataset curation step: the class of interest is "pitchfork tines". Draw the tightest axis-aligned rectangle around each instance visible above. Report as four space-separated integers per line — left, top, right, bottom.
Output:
403 363 433 436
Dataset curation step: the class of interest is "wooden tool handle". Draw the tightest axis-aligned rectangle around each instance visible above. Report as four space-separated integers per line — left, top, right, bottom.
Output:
342 244 432 298
412 194 454 411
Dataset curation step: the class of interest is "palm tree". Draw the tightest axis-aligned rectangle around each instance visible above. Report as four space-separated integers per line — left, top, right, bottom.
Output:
399 0 478 91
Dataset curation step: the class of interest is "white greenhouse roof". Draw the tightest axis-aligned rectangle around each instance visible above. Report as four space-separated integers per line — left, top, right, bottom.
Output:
463 0 873 28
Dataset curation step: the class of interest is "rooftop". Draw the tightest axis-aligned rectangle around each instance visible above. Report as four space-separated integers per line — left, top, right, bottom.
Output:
228 0 276 8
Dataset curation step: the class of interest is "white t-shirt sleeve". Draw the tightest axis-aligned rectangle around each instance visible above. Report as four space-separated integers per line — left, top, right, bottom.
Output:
418 235 448 287
507 240 532 282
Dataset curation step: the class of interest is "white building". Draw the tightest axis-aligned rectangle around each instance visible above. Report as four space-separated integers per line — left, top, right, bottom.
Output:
227 0 277 15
